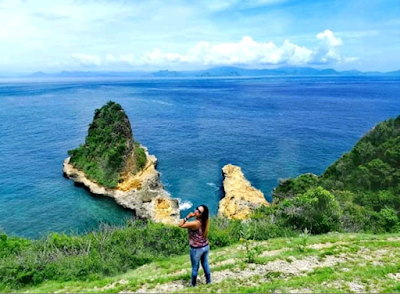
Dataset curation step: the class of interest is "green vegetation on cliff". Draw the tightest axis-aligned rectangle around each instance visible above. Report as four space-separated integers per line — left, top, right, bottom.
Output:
321 115 400 192
271 115 400 234
68 101 147 188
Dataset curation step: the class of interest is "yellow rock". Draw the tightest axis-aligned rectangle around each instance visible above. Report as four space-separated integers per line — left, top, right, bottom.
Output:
218 164 270 220
152 196 179 225
63 146 180 224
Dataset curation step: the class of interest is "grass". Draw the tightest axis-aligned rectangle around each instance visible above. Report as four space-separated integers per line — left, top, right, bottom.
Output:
17 232 400 293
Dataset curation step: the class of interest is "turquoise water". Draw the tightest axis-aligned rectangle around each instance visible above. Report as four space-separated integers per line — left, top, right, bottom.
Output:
0 76 399 238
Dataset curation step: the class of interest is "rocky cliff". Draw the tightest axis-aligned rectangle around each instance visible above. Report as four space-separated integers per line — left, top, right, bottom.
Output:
218 164 270 219
64 101 179 224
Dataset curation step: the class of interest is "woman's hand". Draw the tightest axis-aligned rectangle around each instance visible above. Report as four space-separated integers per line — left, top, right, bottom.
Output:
187 212 195 218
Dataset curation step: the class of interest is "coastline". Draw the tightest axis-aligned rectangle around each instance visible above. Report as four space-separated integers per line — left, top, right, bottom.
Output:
63 146 180 225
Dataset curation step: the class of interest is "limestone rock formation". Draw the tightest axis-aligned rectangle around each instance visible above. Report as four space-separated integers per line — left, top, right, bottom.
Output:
63 101 179 225
218 164 270 220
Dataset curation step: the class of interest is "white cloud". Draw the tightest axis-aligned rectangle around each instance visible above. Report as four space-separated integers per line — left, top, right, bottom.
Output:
82 29 355 68
317 30 343 47
0 0 367 71
202 0 287 11
71 54 102 66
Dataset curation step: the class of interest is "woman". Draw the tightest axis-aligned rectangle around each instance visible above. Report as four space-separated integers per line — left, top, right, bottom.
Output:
178 204 211 287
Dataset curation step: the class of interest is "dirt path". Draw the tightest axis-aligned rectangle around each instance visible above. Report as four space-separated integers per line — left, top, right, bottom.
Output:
133 242 352 293
91 238 400 293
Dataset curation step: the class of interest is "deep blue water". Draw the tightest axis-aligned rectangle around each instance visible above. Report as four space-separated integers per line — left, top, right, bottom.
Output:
0 76 399 238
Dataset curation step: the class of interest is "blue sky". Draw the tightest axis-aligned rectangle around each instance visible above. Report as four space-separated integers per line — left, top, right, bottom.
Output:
0 0 399 72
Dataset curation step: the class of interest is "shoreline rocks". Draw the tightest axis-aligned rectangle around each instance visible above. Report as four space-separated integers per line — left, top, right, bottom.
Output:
63 146 180 225
218 164 270 220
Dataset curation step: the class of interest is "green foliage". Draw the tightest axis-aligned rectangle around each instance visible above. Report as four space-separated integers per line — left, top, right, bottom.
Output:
0 221 187 291
68 101 147 188
134 142 147 171
291 187 342 234
332 190 370 232
208 218 242 247
321 116 400 196
379 207 399 232
239 239 257 263
239 222 263 263
295 228 310 253
272 115 400 235
273 173 319 203
0 230 31 258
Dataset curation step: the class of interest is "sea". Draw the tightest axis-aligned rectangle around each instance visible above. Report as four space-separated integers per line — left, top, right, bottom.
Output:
0 76 399 239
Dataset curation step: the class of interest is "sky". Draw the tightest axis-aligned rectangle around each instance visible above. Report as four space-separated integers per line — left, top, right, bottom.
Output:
0 0 399 73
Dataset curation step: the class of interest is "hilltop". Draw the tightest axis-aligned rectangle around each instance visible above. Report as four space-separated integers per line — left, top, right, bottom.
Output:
20 232 400 293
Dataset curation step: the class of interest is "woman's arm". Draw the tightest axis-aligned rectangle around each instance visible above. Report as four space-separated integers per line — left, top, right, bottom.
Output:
179 220 201 230
178 212 200 229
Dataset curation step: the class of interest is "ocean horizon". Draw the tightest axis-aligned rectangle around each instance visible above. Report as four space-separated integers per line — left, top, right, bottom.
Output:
1 76 400 239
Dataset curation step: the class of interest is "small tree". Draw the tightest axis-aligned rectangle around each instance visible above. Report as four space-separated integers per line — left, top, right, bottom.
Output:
379 207 399 232
293 186 342 234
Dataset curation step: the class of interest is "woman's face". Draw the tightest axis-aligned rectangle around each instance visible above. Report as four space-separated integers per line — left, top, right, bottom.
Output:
195 206 204 217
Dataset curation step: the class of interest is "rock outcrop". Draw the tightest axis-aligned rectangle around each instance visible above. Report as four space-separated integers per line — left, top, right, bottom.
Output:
63 101 179 225
218 164 270 220
64 146 180 225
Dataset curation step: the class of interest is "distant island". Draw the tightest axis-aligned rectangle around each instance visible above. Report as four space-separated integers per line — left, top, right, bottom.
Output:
2 66 400 79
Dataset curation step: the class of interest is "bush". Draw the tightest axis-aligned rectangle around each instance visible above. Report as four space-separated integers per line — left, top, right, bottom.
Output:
284 186 342 234
0 220 187 291
273 173 319 203
208 218 241 247
379 207 399 232
0 230 31 258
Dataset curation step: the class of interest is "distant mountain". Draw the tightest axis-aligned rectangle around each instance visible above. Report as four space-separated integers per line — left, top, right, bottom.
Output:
150 70 185 77
196 66 282 76
386 70 400 76
341 69 363 76
3 66 400 79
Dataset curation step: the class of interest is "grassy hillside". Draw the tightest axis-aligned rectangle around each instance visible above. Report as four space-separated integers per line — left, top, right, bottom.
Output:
0 217 293 292
20 232 400 293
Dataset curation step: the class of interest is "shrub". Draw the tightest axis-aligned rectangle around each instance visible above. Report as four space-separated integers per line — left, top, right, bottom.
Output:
379 207 399 232
286 186 342 234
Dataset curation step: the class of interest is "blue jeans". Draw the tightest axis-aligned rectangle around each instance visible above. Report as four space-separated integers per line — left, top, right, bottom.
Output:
190 245 211 284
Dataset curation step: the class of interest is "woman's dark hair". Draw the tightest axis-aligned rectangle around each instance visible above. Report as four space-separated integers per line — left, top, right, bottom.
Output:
199 204 210 238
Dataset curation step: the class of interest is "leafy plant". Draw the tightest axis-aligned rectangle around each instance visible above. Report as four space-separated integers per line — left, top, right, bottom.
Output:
295 228 310 253
239 222 261 263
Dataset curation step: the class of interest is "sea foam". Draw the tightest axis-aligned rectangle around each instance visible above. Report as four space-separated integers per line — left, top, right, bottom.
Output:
177 198 193 211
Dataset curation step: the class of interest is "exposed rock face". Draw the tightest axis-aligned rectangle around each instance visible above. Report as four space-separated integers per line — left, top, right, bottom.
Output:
64 101 179 225
63 146 180 225
218 164 270 220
